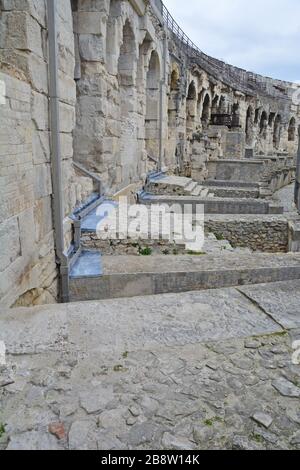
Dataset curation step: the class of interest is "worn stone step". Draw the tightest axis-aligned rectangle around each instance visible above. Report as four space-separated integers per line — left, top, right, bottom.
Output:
191 185 203 196
138 193 283 215
69 252 300 302
185 181 198 193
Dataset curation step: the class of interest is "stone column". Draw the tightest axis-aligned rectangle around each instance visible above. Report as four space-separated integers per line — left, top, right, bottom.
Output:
295 126 300 213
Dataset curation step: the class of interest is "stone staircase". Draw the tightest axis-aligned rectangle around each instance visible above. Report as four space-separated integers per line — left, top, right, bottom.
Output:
67 173 299 303
145 174 215 198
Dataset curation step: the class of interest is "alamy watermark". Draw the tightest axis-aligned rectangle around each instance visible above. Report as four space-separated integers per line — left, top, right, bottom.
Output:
95 197 205 252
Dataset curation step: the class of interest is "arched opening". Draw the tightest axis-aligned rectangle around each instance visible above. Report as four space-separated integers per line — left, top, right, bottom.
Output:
168 65 180 166
245 106 254 145
254 108 260 124
106 0 120 74
117 20 137 184
288 117 296 142
259 111 268 137
168 65 180 128
219 96 227 114
201 93 211 128
186 81 197 136
268 113 275 127
211 95 219 114
273 115 282 149
170 68 180 92
231 103 240 127
145 50 161 159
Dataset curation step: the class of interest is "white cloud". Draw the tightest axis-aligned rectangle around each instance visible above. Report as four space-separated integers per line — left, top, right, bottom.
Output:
163 0 300 81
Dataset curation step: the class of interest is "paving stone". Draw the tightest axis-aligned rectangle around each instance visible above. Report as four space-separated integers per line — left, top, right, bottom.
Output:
161 432 195 450
7 431 58 450
272 378 300 398
80 385 113 414
68 420 94 450
252 412 273 429
126 423 160 447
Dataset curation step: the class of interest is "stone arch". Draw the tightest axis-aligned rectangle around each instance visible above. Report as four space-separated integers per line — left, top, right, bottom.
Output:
118 20 136 86
254 108 260 124
273 115 282 149
170 64 180 91
145 50 161 158
268 112 276 127
117 19 138 185
231 102 240 127
168 64 180 130
201 93 211 128
186 81 197 136
219 96 227 114
259 111 268 137
211 95 219 114
245 106 254 145
288 117 296 142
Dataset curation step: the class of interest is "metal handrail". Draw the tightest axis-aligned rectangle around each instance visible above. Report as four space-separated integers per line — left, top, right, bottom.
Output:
73 161 102 196
154 1 291 99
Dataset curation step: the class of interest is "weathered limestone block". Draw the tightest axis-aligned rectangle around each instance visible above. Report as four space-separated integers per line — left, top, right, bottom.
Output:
77 0 110 13
0 217 21 271
32 130 50 164
59 102 75 133
79 34 105 62
58 71 76 106
0 0 47 28
77 11 107 35
31 91 48 130
34 196 53 243
0 11 43 58
34 164 52 199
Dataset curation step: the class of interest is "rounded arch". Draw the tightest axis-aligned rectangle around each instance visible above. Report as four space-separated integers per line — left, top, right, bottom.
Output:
186 81 197 136
118 19 136 86
231 102 240 127
219 96 227 114
187 81 197 100
170 64 180 91
288 117 296 142
211 95 219 114
273 115 282 148
259 111 268 136
201 93 211 127
145 50 161 158
254 108 260 124
245 105 254 145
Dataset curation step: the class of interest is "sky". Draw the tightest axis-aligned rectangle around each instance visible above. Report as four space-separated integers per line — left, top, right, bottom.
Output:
163 0 300 82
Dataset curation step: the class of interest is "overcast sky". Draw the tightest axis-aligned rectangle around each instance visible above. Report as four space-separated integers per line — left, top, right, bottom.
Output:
163 0 300 82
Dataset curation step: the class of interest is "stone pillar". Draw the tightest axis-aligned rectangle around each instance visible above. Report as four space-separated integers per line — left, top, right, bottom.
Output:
295 126 300 213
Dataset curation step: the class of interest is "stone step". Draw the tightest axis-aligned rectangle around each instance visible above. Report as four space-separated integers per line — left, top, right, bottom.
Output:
202 186 260 199
191 185 204 197
138 193 283 215
69 251 300 302
199 188 210 198
185 181 198 193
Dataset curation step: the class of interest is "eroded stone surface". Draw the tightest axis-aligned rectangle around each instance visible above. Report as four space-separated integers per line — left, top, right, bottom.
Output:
0 283 300 450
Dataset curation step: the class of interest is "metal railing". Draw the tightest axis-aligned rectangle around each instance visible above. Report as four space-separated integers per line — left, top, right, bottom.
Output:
154 0 290 99
73 161 102 196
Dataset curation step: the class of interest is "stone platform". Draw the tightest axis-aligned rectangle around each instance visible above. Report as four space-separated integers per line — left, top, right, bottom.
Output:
1 280 299 450
69 252 300 302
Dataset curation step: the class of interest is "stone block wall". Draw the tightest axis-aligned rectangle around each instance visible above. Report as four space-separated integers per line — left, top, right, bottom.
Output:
0 1 90 307
205 216 289 253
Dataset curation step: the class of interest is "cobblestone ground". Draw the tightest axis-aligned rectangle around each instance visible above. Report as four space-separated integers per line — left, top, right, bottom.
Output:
0 282 300 450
